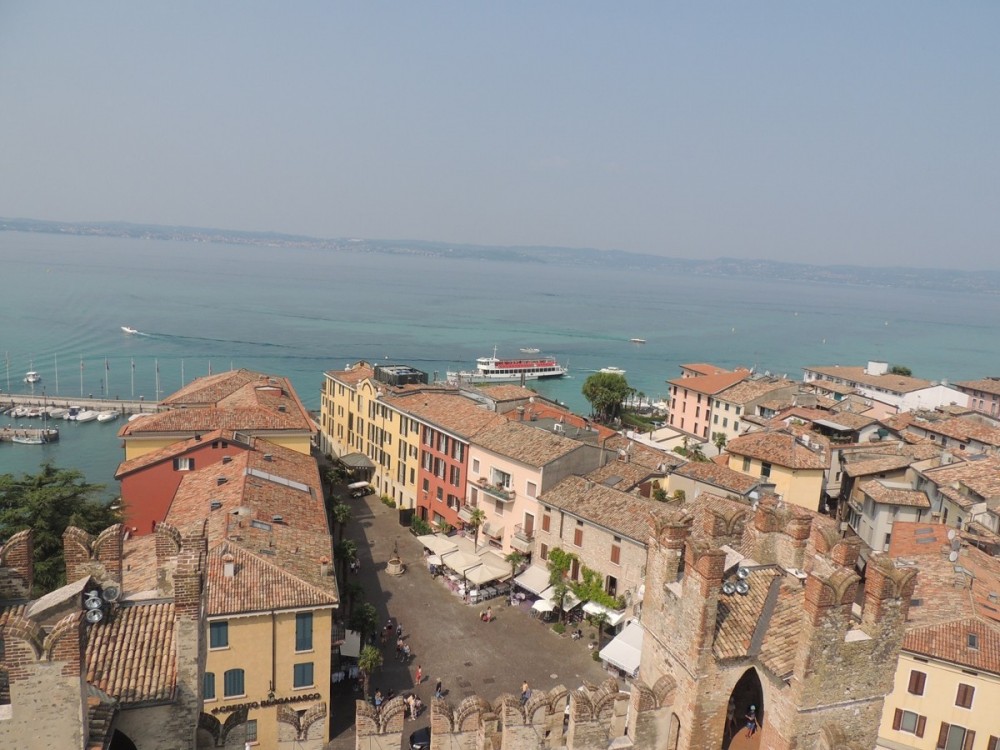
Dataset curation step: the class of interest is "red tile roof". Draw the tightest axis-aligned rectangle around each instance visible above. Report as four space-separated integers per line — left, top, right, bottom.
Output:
388 391 506 438
474 421 584 467
668 369 751 395
672 462 763 495
115 429 241 478
726 431 828 470
539 476 674 542
804 366 933 394
858 480 930 508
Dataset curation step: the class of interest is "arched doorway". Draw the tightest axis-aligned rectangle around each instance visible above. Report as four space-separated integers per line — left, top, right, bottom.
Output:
724 668 764 749
108 729 138 750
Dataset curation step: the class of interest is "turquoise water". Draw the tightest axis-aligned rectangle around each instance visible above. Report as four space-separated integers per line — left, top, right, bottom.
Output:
2 230 998 497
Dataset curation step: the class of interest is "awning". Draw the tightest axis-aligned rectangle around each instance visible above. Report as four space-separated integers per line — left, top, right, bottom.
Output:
514 565 551 596
582 600 627 627
339 452 374 469
599 621 643 676
416 534 458 556
540 586 581 611
465 560 507 585
340 629 363 658
531 598 556 613
441 549 482 575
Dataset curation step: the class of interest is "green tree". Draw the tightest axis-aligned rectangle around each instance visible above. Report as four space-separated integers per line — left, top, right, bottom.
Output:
546 548 579 623
0 463 118 594
504 550 525 582
467 507 486 550
889 365 912 377
712 431 728 456
343 581 365 619
652 487 668 502
350 601 379 645
334 539 358 584
331 503 352 543
581 372 632 423
357 644 383 700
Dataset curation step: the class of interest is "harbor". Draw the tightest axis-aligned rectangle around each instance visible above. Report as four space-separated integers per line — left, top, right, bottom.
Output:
0 393 161 416
0 426 60 444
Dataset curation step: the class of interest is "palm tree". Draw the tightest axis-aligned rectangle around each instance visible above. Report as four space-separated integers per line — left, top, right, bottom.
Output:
334 539 358 584
504 550 525 583
332 502 352 543
358 644 383 701
712 431 728 456
467 507 486 550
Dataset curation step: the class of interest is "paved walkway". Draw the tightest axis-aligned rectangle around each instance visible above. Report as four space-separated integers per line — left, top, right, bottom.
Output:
326 491 613 749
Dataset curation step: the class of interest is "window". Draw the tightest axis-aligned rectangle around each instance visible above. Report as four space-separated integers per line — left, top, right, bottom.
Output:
986 736 998 750
760 461 772 479
203 672 216 700
209 621 229 649
570 558 580 581
295 612 313 651
968 633 979 650
436 487 443 502
742 457 751 472
450 465 461 487
246 720 258 743
173 457 194 471
526 481 537 498
492 469 512 488
955 683 975 709
908 670 926 695
223 668 245 698
734 422 739 431
722 418 728 428
893 709 926 736
611 537 621 565
422 478 429 493
713 414 718 424
539 543 549 560
573 521 583 547
293 662 314 688
937 724 974 750
472 458 480 473
541 512 551 532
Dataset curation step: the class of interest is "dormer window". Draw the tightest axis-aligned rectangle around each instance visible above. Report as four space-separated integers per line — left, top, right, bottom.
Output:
968 633 979 650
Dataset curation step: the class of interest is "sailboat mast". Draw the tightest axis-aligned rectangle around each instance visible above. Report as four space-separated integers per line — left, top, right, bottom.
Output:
54 353 59 395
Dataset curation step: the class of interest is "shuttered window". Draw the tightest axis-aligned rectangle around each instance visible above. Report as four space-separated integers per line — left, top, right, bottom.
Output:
223 668 245 698
908 670 926 695
541 513 550 532
892 709 925 737
611 537 621 565
986 736 997 750
296 612 313 651
203 672 216 700
955 683 974 709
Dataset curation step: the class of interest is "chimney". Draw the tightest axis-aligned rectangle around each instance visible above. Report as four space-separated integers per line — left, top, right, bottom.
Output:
194 434 202 442
319 556 332 577
223 553 236 578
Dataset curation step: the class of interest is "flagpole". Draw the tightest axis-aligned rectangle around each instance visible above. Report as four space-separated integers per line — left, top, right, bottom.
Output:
181 359 185 386
155 358 160 401
80 355 84 397
105 357 110 398
131 358 135 399
5 351 10 393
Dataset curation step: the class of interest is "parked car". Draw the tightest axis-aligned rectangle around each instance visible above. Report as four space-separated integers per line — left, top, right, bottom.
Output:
409 727 431 750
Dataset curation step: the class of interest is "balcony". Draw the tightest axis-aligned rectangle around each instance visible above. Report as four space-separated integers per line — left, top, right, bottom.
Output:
511 524 533 553
480 483 516 503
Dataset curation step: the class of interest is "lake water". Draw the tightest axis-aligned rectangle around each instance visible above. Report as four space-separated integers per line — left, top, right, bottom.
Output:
2 230 998 497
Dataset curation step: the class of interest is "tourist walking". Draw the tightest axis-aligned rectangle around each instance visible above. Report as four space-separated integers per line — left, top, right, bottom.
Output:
415 665 423 684
435 679 443 699
521 680 531 705
744 705 758 738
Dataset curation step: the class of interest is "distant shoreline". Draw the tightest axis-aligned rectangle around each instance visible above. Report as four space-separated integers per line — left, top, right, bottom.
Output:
3 217 998 294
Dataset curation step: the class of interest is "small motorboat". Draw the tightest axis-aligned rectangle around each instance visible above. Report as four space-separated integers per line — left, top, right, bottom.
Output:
121 326 139 335
47 408 68 419
520 347 540 354
600 367 627 376
96 411 119 423
74 410 99 423
12 435 45 445
24 371 42 384
629 338 646 344
64 407 82 420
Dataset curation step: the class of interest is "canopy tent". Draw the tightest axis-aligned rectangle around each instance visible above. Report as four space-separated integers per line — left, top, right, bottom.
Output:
426 555 443 566
531 598 556 613
416 534 458 557
539 586 581 611
514 565 551 596
582 601 627 628
463 554 510 585
441 549 482 575
599 620 643 677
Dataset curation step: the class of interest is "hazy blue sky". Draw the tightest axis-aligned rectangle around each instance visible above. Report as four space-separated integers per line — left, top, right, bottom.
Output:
1 3 997 269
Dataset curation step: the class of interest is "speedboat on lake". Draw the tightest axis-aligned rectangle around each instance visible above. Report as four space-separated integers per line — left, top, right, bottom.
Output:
96 411 119 422
121 326 139 334
74 410 99 423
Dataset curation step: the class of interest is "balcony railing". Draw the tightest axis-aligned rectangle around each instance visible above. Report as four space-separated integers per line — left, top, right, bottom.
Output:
513 524 534 543
481 483 516 502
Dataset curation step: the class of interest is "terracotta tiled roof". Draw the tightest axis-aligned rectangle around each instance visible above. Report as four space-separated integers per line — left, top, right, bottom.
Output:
842 455 914 478
858 480 930 508
713 567 785 660
672 462 762 495
681 364 731 376
114 429 241 478
119 405 311 436
121 535 162 594
921 456 1000 500
936 484 977 511
955 378 1000 397
758 582 806 679
602 435 683 471
160 369 268 406
584 459 659 491
803 380 856 395
717 378 795 406
904 618 1000 675
205 543 337 617
668 369 751 395
909 416 1000 448
726 431 827 470
474 421 583 467
539 476 673 543
84 601 177 704
475 384 542 402
325 362 375 386
389 391 506 438
805 366 934 394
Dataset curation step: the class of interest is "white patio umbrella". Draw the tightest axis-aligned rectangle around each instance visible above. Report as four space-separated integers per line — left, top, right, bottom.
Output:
426 554 443 566
531 598 556 613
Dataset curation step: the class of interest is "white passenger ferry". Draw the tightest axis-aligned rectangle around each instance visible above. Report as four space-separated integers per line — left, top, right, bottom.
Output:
447 346 567 383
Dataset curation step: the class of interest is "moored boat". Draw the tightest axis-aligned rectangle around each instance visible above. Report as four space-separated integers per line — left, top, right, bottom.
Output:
96 411 119 422
74 410 99 423
447 346 567 383
519 347 540 354
629 338 646 344
47 408 68 419
24 370 41 384
12 435 45 445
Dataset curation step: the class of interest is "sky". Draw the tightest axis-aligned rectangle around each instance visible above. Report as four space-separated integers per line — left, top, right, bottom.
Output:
1 3 998 270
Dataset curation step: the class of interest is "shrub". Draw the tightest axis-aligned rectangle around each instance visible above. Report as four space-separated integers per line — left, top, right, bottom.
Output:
411 517 432 535
552 622 566 635
592 650 601 661
380 495 396 508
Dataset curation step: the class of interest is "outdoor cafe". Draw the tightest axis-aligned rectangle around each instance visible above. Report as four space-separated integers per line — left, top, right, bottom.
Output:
416 533 512 604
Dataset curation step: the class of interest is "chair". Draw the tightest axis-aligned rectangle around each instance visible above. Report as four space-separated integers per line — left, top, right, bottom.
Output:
484 586 497 599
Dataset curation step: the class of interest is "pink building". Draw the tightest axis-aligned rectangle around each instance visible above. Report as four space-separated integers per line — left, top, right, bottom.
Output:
667 364 750 440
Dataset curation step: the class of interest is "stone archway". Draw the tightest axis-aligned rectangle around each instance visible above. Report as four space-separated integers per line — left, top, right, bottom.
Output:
108 729 138 750
724 668 764 749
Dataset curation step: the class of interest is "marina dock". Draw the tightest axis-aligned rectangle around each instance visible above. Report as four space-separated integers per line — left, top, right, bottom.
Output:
0 426 60 444
0 393 162 416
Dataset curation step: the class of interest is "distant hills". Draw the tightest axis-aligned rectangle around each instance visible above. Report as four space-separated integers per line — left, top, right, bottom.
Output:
3 216 998 294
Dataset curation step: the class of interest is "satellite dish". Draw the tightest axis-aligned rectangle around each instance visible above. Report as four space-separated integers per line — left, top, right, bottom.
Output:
735 580 751 596
83 591 103 610
84 608 104 624
948 529 957 540
101 584 121 603
951 538 961 552
948 551 959 562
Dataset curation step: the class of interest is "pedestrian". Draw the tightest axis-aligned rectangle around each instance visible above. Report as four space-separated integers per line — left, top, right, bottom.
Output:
521 680 531 705
397 622 403 638
380 629 387 647
402 643 411 662
415 665 423 685
406 693 417 719
727 699 736 736
434 679 443 699
744 705 758 738
396 636 404 656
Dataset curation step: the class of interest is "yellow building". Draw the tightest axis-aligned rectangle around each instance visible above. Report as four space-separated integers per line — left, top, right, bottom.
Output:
120 369 314 460
166 439 337 750
725 429 827 513
877 522 1000 750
